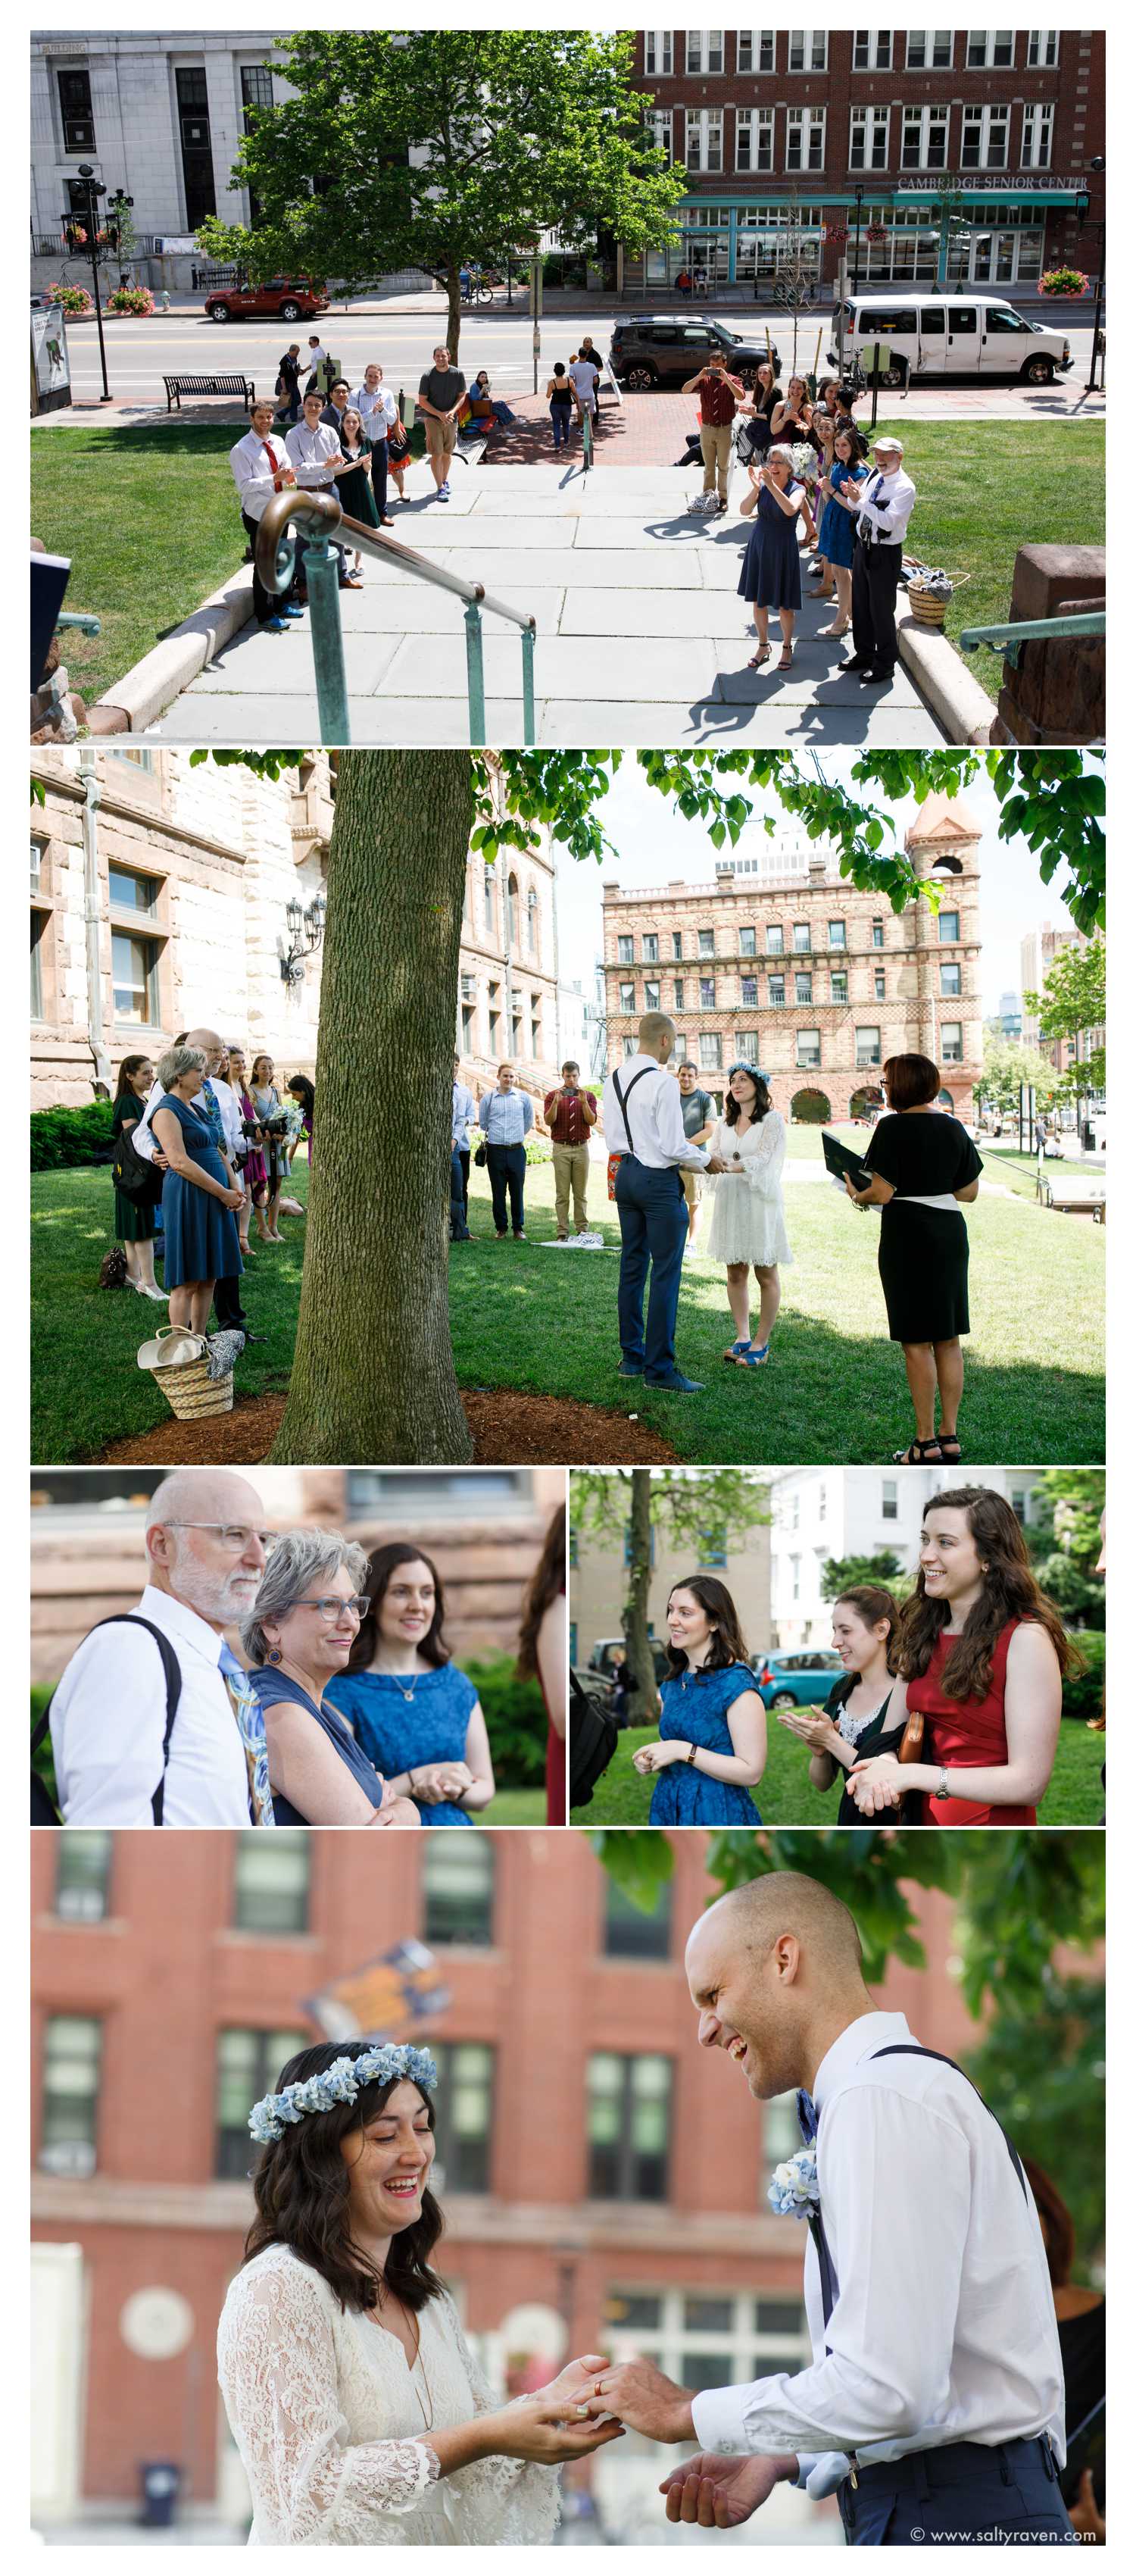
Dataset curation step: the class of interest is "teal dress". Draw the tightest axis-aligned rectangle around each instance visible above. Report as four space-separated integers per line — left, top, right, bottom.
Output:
649 1662 763 1825
155 1093 242 1290
817 460 869 568
328 1665 480 1826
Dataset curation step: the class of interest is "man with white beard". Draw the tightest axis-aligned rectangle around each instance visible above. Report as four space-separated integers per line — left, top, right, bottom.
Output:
48 1471 276 1827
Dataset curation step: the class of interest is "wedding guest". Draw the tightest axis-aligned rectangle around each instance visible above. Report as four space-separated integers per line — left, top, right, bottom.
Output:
843 1053 982 1465
274 342 303 424
544 1060 598 1240
578 337 606 406
706 1064 791 1370
677 1060 716 1255
632 1576 765 1824
1022 2157 1106 2540
48 1471 274 1827
386 398 412 503
304 334 331 398
244 1532 420 1828
546 362 575 449
813 426 869 639
778 1586 908 1825
350 364 397 524
470 369 517 429
847 1485 1075 1826
738 446 806 674
286 391 360 590
846 433 917 685
217 2037 620 2544
738 358 781 465
601 1011 717 1392
287 1074 315 1165
588 1872 1072 2545
334 407 384 571
568 349 601 430
807 410 841 598
681 342 744 516
417 345 467 500
229 400 301 632
517 1505 568 1827
479 1063 533 1240
151 1045 244 1336
769 375 814 445
249 1054 287 1242
132 1026 251 1336
226 1045 270 1252
327 1543 495 1826
111 1052 164 1299
452 1053 475 1217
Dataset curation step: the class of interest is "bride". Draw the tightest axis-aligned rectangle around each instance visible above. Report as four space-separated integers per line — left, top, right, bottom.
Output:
706 1063 792 1368
217 2039 622 2543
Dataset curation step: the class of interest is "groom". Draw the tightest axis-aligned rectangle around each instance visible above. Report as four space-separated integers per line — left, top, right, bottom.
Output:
601 1011 723 1393
584 1874 1072 2546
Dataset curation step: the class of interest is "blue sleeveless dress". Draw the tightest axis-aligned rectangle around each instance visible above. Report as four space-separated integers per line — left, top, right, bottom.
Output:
248 1665 387 1825
328 1666 479 1827
649 1662 764 1826
154 1092 242 1290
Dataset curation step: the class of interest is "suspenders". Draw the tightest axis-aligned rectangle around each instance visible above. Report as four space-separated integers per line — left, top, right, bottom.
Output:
611 1063 653 1158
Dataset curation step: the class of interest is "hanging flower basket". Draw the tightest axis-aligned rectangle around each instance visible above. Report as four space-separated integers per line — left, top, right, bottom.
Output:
1038 266 1091 299
48 280 93 316
107 284 155 317
826 224 849 248
865 223 888 245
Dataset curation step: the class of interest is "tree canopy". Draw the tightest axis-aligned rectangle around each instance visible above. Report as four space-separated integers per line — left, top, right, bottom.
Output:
1024 934 1106 1098
972 1026 1061 1118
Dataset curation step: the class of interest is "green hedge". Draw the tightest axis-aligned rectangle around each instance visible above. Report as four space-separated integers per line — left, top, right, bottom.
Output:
31 1101 115 1171
1062 1628 1106 1724
464 1652 546 1787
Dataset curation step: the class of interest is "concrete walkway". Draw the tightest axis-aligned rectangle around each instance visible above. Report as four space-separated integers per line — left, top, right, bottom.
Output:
148 464 945 746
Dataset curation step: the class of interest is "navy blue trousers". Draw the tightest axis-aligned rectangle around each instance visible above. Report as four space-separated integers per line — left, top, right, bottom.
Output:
485 1143 526 1234
838 2437 1075 2546
614 1156 687 1379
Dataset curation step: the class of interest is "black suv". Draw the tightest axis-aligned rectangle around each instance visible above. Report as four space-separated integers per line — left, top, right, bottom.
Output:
610 315 782 391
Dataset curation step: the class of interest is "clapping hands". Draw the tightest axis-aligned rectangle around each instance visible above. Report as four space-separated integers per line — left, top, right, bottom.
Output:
846 1752 906 1815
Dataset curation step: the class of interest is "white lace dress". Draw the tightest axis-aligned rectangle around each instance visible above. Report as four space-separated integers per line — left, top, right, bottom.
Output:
705 1112 793 1268
217 2243 560 2546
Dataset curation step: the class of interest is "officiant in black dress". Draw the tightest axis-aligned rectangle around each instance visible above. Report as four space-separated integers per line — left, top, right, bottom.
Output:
844 1054 982 1468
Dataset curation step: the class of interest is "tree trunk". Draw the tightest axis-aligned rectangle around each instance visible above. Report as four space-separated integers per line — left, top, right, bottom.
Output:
623 1469 657 1726
446 258 462 367
270 752 476 1464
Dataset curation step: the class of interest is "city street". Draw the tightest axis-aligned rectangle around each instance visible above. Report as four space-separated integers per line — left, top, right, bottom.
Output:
49 300 1104 424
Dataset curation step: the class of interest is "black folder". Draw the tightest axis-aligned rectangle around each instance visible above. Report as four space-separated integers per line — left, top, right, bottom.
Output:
822 1131 874 1190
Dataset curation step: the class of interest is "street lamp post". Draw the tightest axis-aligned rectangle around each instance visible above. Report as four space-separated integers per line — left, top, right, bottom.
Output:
67 164 112 403
1076 157 1106 394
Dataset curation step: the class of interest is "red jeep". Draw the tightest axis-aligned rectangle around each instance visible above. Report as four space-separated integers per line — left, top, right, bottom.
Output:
204 275 329 323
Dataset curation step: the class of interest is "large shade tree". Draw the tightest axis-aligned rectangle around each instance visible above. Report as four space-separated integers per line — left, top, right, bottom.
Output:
193 748 1104 1465
196 29 685 361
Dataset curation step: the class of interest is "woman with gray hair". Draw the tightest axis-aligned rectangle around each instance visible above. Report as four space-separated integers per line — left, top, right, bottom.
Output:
151 1046 245 1334
243 1530 420 1828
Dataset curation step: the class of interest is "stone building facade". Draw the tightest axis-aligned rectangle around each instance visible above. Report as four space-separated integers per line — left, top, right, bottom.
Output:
456 823 562 1114
600 795 984 1124
623 25 1105 295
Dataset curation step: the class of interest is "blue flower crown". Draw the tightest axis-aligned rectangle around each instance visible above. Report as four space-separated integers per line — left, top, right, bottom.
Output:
248 2043 438 2145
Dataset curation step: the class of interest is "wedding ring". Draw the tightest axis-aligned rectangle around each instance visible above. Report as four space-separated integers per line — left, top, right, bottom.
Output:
594 2378 605 2396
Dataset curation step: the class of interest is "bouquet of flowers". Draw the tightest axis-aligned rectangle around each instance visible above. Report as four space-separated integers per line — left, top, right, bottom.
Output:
789 440 820 487
768 2145 819 2218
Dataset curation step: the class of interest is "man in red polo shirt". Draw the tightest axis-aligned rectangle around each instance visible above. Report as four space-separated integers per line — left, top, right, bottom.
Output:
682 343 745 516
544 1059 598 1240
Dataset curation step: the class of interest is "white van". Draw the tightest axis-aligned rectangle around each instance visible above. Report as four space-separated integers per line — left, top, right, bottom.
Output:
830 293 1072 386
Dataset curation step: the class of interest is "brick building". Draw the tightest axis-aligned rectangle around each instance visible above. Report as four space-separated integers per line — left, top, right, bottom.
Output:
31 1828 975 2537
601 794 984 1124
623 26 1105 295
570 1488 772 1669
30 1464 565 1687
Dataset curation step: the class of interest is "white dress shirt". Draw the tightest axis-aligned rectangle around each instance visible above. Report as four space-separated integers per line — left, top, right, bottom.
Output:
284 420 344 489
229 429 292 522
851 465 916 549
50 1583 253 1828
691 2010 1065 2498
133 1076 240 1166
351 385 397 439
452 1080 476 1148
479 1088 534 1145
601 1055 710 1171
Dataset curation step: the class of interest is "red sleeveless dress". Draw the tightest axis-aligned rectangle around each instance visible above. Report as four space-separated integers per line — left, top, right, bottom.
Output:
907 1617 1035 1826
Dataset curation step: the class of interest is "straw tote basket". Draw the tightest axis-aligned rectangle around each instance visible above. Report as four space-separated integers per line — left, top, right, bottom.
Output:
137 1326 235 1420
906 571 969 630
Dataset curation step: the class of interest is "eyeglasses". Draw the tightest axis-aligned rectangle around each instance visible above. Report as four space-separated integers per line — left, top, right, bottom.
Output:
292 1596 370 1621
168 1523 274 1552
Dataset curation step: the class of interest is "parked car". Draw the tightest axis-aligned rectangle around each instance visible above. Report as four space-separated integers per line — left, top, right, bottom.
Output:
829 292 1072 387
204 275 329 324
588 1635 670 1688
751 1650 844 1710
609 314 782 392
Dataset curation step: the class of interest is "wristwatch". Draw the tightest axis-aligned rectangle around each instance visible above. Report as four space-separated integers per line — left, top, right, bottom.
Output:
685 1744 698 1766
932 1768 950 1800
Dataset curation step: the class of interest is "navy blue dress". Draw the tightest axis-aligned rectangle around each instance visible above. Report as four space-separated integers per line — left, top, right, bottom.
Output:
329 1665 480 1827
817 461 869 570
648 1663 764 1826
738 480 803 610
155 1093 242 1291
248 1666 388 1825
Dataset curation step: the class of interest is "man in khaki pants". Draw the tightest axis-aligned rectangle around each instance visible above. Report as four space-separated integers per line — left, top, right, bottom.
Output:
682 344 744 516
544 1060 598 1238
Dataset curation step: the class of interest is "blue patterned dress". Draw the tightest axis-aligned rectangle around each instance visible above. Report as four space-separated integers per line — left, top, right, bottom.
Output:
154 1093 242 1290
329 1665 480 1827
648 1662 764 1826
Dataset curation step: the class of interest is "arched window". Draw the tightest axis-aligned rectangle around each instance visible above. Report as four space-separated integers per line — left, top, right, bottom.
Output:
527 886 539 958
506 873 520 950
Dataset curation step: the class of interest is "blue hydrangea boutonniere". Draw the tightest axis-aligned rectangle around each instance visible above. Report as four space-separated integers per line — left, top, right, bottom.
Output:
767 2145 819 2218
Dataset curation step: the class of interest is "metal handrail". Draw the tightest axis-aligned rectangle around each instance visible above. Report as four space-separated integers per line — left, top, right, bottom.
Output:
959 611 1105 672
256 488 536 744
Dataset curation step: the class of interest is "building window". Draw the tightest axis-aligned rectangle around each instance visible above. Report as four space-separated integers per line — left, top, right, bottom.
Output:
796 1030 821 1068
905 31 953 69
938 909 960 943
643 933 659 964
54 1833 113 1923
901 105 950 170
698 929 716 956
853 32 892 69
645 31 674 76
737 31 776 74
940 961 962 997
619 980 635 1011
175 65 217 230
685 109 724 174
604 2282 810 2389
828 921 846 950
741 974 758 1007
216 2027 308 2179
672 932 683 958
831 970 848 1005
673 978 685 1008
430 2041 495 2191
768 973 785 1007
108 866 158 916
941 1021 963 1064
961 106 1010 170
794 971 813 1005
588 2052 672 2199
57 64 95 154
966 31 1014 68
699 1032 722 1070
698 1530 728 1566
849 108 891 172
605 1880 673 1961
111 932 160 1026
240 62 273 222
735 1029 758 1057
874 969 886 1001
786 107 825 173
527 888 539 957
623 1036 638 1059
31 913 47 1019
423 1836 495 1946
792 923 811 953
766 923 784 954
1020 105 1053 170
882 1478 898 1521
505 874 520 948
739 927 757 957
685 30 724 76
647 107 673 159
788 31 827 73
855 1027 882 1067
40 2015 101 2176
233 1832 311 1934
1027 30 1059 67
644 979 660 1011
872 918 885 949
617 933 634 964
700 977 716 1008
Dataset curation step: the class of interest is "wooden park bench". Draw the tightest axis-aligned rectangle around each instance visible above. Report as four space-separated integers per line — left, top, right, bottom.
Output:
1037 1172 1106 1224
163 373 256 414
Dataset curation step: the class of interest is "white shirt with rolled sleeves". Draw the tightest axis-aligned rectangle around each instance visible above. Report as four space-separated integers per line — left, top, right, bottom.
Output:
351 385 398 439
690 2009 1065 2500
452 1080 476 1149
49 1583 253 1828
284 420 343 489
229 429 292 522
850 464 916 549
601 1055 710 1171
132 1076 241 1166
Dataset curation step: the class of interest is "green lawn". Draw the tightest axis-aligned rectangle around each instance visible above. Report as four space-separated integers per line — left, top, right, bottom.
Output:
32 1146 1104 1465
572 1714 1104 1829
30 414 1103 706
478 1788 545 1826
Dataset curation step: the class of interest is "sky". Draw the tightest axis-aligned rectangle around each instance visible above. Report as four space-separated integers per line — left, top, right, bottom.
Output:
553 758 1092 1018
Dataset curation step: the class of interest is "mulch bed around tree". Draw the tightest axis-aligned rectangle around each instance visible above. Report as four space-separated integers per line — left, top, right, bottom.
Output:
92 1389 680 1467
